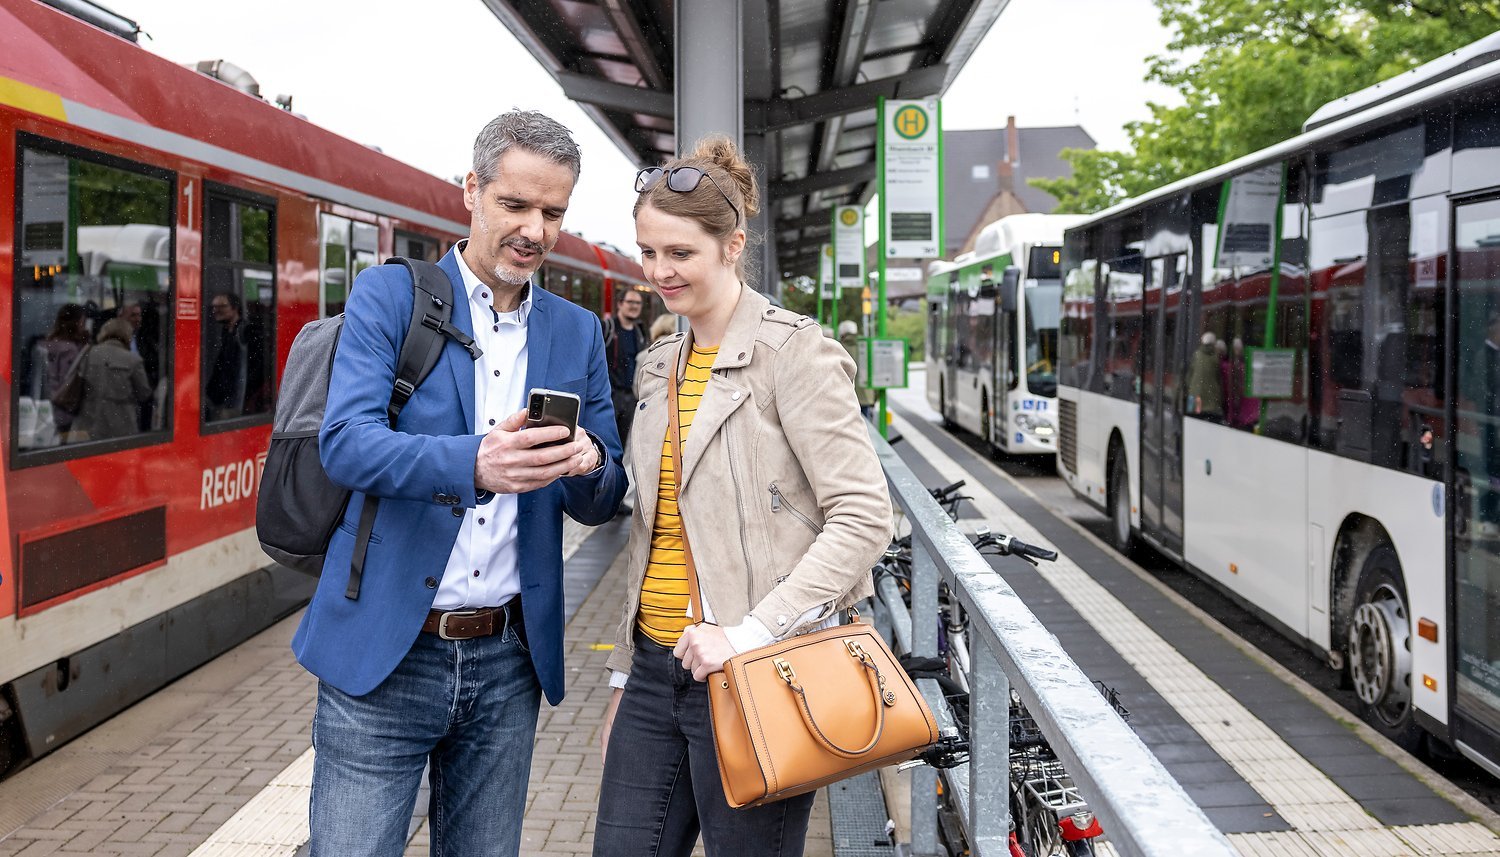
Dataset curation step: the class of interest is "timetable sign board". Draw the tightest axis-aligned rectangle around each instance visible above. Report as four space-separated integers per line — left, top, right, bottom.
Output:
833 205 865 291
881 99 942 259
868 338 909 389
819 243 835 301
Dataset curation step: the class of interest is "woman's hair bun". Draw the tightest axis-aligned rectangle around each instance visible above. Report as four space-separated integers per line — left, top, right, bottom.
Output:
690 135 760 220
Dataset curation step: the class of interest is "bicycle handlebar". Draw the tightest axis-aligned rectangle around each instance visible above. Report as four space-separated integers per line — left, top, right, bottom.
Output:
929 480 966 500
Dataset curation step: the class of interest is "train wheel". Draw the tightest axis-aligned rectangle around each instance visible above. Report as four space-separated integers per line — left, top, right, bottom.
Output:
1108 448 1134 553
1347 545 1423 752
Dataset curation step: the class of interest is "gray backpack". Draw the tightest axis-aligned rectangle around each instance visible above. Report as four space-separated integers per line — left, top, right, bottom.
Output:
255 258 481 599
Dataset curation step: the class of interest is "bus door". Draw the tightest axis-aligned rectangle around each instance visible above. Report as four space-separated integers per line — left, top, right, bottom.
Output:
1451 197 1500 757
1140 254 1188 552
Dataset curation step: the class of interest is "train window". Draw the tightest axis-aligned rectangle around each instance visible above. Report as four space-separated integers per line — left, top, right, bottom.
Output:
395 230 443 262
202 185 276 427
13 137 174 460
320 214 379 317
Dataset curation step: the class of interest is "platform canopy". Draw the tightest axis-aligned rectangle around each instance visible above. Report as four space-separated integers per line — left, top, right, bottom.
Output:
480 0 1009 280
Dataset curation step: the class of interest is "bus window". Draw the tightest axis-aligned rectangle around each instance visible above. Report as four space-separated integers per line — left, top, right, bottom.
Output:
14 138 173 456
202 186 276 427
1100 226 1143 403
1059 231 1098 392
1310 199 1445 472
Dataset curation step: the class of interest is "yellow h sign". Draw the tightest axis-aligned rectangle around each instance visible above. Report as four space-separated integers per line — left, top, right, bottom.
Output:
893 105 928 140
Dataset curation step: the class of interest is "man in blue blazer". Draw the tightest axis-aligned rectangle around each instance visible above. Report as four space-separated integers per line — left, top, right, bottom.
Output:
292 110 625 856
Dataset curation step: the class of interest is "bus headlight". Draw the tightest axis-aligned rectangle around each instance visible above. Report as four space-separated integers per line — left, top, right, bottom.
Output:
1014 414 1056 437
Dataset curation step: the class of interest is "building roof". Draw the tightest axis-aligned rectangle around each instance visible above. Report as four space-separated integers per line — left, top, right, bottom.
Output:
943 124 1095 256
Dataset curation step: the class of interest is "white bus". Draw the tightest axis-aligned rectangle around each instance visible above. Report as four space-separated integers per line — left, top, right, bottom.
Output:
926 214 1085 454
1055 32 1500 772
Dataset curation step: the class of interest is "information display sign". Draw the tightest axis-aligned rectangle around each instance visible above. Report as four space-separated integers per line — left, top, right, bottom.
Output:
833 206 864 291
880 99 943 259
819 243 835 301
867 339 909 389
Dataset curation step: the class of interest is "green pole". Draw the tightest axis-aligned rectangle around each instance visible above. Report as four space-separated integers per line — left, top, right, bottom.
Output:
876 97 889 437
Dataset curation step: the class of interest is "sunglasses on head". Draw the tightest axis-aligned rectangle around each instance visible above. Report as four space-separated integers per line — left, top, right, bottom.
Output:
635 166 741 226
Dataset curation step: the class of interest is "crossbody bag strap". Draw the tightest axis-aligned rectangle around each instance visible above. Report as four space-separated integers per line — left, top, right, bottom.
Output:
667 343 706 627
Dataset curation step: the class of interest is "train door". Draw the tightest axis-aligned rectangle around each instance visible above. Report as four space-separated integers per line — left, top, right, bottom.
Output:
1139 254 1188 552
1451 196 1500 762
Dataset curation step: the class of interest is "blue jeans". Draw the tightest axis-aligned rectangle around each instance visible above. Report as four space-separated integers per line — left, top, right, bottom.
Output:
594 633 815 857
310 625 540 857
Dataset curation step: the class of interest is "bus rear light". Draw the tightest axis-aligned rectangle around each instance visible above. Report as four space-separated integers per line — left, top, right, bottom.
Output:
1424 675 1438 692
1417 618 1438 642
1230 563 1239 574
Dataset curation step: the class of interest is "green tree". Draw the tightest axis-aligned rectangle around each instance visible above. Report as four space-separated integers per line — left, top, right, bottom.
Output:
1033 0 1500 213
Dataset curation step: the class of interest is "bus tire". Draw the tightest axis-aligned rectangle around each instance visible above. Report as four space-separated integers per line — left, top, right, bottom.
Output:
1347 545 1423 752
1108 446 1134 553
939 378 952 429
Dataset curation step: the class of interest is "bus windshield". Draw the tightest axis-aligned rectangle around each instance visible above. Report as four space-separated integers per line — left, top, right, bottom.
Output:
1024 267 1062 398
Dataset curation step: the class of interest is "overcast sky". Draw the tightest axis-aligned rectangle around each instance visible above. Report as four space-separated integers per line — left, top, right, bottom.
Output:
117 0 1178 252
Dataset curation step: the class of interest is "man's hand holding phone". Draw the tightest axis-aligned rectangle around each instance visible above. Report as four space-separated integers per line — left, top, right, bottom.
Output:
474 406 597 495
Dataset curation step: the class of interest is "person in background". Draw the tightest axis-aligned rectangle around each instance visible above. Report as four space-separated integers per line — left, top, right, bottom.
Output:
601 287 645 446
204 291 246 420
1185 331 1224 421
74 318 151 441
33 303 89 434
594 135 891 857
648 311 677 347
837 319 877 420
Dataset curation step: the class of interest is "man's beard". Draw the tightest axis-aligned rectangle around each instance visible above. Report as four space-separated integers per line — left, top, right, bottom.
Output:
476 208 546 285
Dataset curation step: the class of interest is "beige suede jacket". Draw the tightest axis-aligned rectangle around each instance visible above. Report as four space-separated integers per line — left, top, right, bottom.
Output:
604 286 893 678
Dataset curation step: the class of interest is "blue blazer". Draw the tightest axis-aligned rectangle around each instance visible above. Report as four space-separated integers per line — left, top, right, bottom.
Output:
291 249 626 704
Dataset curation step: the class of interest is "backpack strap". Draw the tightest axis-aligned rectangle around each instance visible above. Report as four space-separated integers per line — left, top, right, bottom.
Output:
347 256 483 600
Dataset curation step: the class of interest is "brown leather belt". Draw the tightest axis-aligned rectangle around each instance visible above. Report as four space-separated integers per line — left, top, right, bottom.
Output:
421 598 525 643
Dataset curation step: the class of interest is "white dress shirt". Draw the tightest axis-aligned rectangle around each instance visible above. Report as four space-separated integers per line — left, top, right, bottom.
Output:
432 243 532 611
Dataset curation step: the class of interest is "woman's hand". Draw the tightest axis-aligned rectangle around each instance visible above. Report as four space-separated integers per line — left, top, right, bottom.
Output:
601 687 624 766
673 624 736 681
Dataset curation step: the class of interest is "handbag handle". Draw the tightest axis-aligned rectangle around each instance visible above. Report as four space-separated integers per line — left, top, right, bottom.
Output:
775 645 892 758
667 343 707 627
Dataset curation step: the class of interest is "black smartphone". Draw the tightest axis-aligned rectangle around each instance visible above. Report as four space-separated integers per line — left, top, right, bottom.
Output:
525 389 581 448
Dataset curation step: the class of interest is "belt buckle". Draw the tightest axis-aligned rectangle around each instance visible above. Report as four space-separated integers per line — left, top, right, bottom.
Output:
437 609 482 641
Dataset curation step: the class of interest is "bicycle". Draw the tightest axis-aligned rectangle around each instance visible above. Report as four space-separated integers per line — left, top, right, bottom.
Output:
880 492 1119 857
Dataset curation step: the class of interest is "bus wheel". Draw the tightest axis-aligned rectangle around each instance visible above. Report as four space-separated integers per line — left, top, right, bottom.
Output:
1347 545 1423 751
1108 449 1133 553
939 379 952 429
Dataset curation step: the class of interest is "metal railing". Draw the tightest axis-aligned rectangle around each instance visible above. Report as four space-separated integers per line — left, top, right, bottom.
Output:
868 428 1235 857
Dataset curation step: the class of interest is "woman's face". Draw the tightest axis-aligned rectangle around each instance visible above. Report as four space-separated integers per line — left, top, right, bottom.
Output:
635 204 743 321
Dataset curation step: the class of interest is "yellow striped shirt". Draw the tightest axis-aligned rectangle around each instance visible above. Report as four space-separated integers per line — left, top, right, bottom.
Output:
637 345 718 646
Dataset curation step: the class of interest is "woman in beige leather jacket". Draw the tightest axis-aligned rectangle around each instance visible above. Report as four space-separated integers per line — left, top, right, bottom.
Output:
593 137 892 857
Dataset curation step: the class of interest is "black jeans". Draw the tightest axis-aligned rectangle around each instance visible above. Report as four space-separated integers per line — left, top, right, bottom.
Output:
594 633 815 857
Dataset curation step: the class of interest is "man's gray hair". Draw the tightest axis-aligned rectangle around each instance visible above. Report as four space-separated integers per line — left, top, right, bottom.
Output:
473 110 582 185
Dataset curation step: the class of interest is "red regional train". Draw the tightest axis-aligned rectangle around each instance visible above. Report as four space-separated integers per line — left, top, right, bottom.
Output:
0 0 649 776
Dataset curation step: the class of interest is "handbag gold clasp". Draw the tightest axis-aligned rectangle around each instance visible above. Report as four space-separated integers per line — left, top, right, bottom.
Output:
774 658 797 684
845 640 869 661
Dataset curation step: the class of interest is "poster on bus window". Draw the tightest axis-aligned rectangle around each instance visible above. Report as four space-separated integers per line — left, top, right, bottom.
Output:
880 98 943 259
1214 164 1282 271
1246 347 1296 399
833 206 864 291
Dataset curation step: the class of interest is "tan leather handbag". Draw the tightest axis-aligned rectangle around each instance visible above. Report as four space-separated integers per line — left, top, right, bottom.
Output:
668 356 938 809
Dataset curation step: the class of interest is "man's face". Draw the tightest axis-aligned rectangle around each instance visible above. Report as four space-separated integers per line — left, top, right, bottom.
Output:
617 292 644 322
124 304 141 329
210 296 235 324
464 148 575 287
